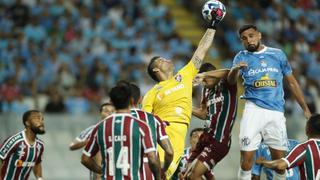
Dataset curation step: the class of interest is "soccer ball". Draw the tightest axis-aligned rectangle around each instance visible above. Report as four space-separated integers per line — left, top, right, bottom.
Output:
202 0 226 23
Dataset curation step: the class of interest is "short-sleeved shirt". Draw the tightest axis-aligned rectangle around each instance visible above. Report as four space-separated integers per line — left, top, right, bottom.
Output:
0 130 44 180
83 113 156 180
252 139 300 180
232 46 292 112
131 108 168 147
283 139 320 180
76 125 95 142
142 61 198 125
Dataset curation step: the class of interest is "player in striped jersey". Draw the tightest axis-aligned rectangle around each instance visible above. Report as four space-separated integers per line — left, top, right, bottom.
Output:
186 63 237 179
171 128 204 180
256 114 320 180
128 82 173 180
69 102 115 180
81 84 161 180
0 110 45 180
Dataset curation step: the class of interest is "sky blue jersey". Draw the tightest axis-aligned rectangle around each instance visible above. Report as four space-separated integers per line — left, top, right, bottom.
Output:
232 46 292 112
252 139 300 180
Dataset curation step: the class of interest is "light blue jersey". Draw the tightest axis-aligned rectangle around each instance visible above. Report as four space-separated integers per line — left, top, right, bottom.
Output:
232 46 292 112
252 139 300 180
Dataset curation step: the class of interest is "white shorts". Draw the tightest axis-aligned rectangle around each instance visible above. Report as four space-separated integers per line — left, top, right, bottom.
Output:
239 101 288 151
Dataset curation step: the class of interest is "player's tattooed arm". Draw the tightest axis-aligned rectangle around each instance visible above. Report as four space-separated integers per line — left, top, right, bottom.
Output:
147 151 161 180
191 29 216 69
159 139 173 172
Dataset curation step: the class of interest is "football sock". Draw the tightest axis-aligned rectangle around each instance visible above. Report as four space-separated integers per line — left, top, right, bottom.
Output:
237 168 251 180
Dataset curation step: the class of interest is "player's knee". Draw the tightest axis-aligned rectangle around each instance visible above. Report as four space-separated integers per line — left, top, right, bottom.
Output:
240 160 253 171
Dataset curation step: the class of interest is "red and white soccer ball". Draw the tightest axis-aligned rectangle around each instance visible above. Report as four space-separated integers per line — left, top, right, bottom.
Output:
202 0 226 23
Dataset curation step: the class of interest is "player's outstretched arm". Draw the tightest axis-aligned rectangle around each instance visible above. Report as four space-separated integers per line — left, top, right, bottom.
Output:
159 138 174 173
256 157 288 171
146 151 161 180
285 74 311 119
190 29 216 70
69 139 88 151
33 162 43 179
81 154 102 174
203 69 230 79
227 62 247 85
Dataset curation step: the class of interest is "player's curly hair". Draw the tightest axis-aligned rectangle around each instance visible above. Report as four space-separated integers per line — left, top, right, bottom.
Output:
147 56 160 82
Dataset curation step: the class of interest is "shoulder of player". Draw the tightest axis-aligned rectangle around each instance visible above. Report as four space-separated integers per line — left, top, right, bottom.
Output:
306 138 320 145
220 79 237 91
265 46 283 53
35 138 45 146
1 131 24 147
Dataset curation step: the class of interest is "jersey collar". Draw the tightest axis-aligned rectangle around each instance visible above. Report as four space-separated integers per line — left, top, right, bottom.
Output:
252 45 267 54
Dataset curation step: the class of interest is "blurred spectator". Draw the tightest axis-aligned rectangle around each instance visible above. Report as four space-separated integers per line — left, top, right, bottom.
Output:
8 0 30 28
65 84 90 114
45 90 66 113
0 0 319 115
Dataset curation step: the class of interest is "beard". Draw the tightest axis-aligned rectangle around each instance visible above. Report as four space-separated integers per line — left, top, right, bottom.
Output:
246 42 260 52
31 126 46 135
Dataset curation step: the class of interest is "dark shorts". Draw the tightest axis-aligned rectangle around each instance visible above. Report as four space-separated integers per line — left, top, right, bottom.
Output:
189 132 230 171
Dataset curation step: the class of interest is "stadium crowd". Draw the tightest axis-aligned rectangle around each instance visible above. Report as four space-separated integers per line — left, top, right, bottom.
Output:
0 0 319 115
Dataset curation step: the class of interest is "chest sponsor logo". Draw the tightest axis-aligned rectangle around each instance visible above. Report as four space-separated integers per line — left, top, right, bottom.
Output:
248 67 279 76
15 160 35 167
207 96 224 106
164 84 184 96
253 74 277 88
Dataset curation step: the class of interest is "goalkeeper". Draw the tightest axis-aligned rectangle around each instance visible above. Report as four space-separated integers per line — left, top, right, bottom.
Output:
142 10 221 179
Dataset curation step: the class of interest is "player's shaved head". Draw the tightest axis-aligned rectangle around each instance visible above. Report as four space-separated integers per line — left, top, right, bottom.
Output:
23 110 41 127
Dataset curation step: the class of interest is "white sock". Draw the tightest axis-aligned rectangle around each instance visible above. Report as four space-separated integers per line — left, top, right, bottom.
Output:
237 168 251 180
273 171 286 180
